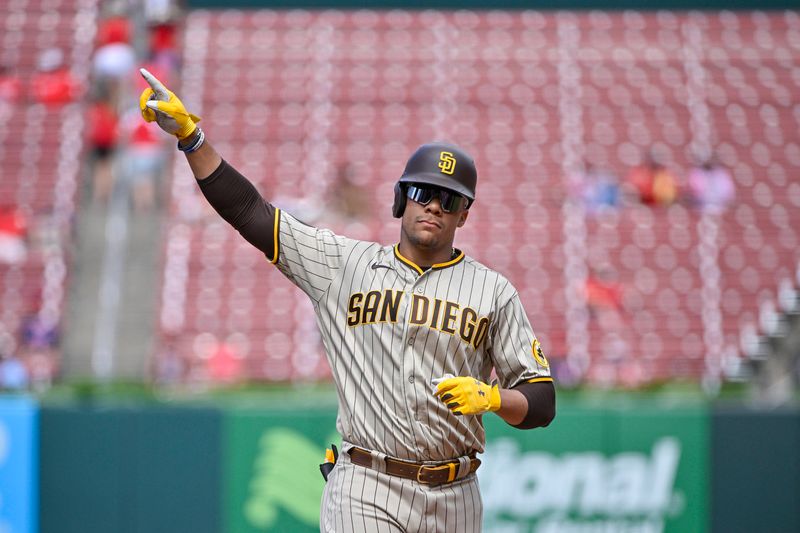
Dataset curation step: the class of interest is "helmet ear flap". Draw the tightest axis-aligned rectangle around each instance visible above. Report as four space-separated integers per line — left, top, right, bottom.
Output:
392 182 406 218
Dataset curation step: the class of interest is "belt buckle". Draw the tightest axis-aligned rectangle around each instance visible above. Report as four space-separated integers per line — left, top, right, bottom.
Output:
415 466 429 484
416 463 452 485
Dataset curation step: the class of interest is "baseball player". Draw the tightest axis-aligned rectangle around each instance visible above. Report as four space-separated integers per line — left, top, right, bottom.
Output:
139 68 555 532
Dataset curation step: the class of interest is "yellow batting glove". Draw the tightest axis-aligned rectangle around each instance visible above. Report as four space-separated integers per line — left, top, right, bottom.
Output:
138 68 201 140
433 376 501 416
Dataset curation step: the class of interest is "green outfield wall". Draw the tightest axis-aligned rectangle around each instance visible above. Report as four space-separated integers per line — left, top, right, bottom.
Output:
27 396 800 533
39 403 222 533
711 407 800 533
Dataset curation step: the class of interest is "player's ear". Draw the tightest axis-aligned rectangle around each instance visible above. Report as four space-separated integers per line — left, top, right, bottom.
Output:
457 209 469 228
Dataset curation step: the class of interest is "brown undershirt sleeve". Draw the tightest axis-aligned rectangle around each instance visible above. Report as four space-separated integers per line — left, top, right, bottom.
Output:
511 380 556 429
196 159 277 259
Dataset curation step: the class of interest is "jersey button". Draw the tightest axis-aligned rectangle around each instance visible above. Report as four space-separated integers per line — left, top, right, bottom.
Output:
408 375 415 384
416 287 423 293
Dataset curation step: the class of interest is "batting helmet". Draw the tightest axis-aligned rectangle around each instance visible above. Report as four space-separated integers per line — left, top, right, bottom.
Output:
392 142 477 218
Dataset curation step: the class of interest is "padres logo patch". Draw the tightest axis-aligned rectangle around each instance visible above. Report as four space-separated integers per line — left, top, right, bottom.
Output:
532 339 549 368
438 151 456 175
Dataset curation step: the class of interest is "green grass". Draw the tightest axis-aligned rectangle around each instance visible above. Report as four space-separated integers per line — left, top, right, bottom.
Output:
37 379 340 408
29 372 762 410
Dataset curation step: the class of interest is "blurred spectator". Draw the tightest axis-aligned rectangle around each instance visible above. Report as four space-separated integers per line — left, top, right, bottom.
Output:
0 206 28 264
271 163 373 231
0 329 27 390
149 22 181 73
20 313 59 350
625 153 678 206
17 309 59 389
153 337 188 384
569 162 621 214
141 0 182 75
207 339 243 383
119 108 167 211
31 48 82 105
0 63 22 103
85 88 120 203
328 164 372 222
687 157 735 213
585 267 624 318
548 357 575 387
187 332 243 383
92 41 136 91
0 352 28 390
92 10 135 104
145 0 179 23
316 163 374 239
95 11 131 47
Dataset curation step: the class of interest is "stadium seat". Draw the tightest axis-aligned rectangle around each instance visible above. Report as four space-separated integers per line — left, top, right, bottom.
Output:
150 10 800 386
0 0 92 383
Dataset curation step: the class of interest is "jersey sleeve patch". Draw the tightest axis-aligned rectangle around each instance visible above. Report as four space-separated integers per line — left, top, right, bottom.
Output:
532 338 549 369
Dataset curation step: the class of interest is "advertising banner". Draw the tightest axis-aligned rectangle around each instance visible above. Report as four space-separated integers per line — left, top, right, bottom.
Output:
0 396 38 533
480 401 709 533
223 408 339 533
222 402 709 532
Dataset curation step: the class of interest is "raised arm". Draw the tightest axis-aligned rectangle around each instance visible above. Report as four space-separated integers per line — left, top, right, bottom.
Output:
179 130 222 181
139 68 221 179
138 68 276 258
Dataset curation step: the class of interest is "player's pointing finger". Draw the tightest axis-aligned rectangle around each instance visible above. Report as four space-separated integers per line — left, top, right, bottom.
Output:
145 99 170 114
139 68 169 100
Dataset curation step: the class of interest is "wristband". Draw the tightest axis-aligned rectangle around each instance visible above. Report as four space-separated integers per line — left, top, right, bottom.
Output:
178 128 204 153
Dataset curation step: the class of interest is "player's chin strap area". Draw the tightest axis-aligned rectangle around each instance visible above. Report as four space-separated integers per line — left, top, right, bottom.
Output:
343 442 480 486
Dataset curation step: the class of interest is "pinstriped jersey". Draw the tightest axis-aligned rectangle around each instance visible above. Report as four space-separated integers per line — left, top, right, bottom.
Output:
273 209 552 462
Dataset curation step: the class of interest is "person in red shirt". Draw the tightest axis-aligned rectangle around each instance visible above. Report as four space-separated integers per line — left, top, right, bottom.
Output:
86 90 120 202
625 152 678 206
0 206 28 264
96 15 131 47
585 267 624 320
31 48 82 106
93 11 135 104
149 22 181 73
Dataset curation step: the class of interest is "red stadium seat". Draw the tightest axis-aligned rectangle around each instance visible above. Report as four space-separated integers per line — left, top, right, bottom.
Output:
0 0 91 383
148 10 800 386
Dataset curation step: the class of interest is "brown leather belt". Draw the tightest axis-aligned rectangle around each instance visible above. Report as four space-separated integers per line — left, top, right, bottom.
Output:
348 446 481 486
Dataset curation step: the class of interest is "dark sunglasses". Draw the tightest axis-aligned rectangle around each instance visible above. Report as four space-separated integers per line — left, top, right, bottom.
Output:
406 184 471 213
